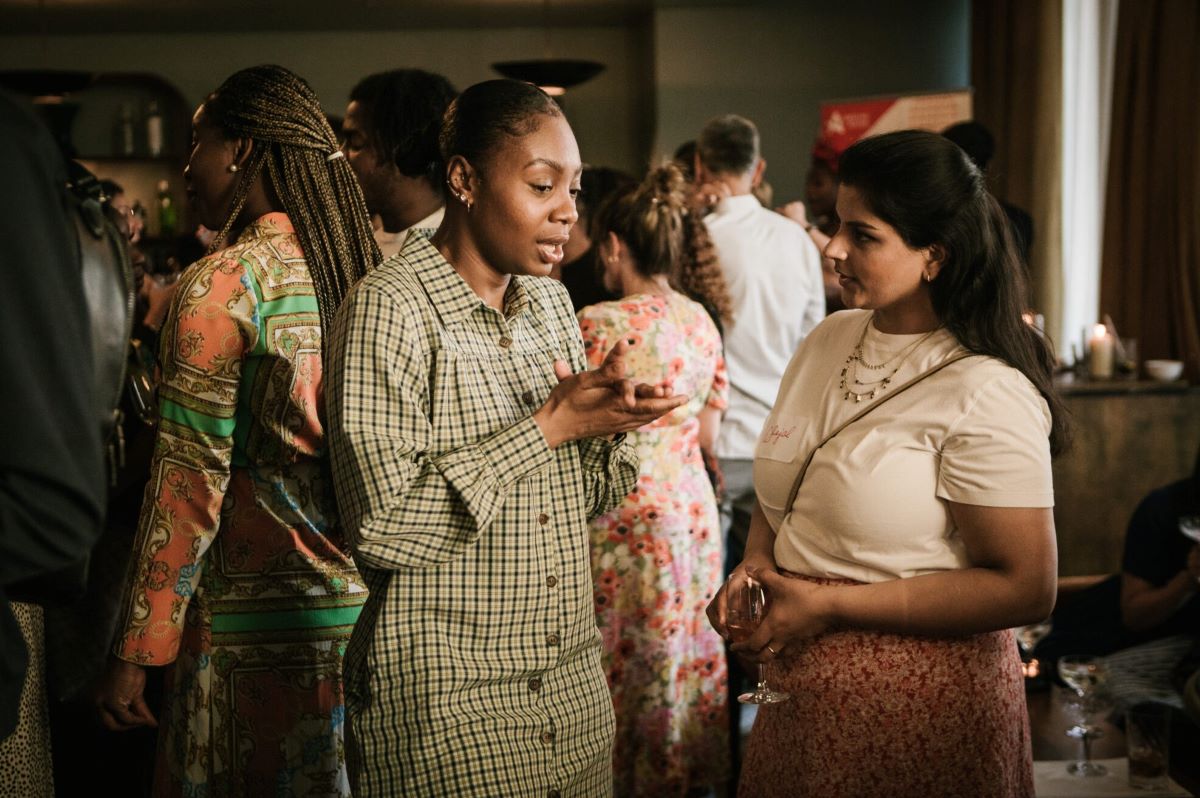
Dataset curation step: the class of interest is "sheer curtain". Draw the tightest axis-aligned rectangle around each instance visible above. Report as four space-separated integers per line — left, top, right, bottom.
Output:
1061 0 1119 361
1100 0 1200 380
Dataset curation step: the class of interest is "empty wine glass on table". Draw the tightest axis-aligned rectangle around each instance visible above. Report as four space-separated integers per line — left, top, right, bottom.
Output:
1057 654 1112 777
725 572 790 705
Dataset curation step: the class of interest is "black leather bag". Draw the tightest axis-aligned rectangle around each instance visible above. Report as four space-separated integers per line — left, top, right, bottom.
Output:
9 162 133 607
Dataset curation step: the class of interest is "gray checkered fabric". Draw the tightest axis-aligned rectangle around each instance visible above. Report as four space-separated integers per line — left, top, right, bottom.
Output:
327 234 637 797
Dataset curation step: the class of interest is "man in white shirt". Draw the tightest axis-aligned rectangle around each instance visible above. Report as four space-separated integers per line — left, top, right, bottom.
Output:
342 70 457 259
695 114 826 571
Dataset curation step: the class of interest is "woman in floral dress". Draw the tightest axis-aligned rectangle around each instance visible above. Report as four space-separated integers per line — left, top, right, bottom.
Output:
95 65 380 796
579 164 732 797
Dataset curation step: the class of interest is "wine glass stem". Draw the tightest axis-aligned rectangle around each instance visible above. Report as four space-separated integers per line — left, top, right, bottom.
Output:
1080 729 1092 765
756 663 767 692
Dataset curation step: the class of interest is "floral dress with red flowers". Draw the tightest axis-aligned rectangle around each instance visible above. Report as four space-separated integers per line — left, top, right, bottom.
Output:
578 291 730 798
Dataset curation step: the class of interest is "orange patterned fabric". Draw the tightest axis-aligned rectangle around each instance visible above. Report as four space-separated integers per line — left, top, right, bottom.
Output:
739 574 1034 798
113 213 365 796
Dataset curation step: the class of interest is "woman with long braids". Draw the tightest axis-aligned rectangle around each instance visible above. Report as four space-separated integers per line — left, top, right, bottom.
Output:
96 65 379 796
709 130 1069 796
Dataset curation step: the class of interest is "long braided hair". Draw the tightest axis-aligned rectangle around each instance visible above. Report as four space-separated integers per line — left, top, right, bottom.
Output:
202 64 381 340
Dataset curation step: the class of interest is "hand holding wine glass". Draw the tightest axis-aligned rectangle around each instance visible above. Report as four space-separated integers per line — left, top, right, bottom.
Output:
723 571 790 705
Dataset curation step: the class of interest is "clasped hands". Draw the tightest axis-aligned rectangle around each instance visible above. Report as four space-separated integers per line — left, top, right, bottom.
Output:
534 339 687 448
706 564 833 664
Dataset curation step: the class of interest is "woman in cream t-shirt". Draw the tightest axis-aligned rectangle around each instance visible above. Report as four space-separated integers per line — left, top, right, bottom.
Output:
708 130 1070 798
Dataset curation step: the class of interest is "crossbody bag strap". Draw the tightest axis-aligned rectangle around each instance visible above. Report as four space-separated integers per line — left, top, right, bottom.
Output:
782 352 976 513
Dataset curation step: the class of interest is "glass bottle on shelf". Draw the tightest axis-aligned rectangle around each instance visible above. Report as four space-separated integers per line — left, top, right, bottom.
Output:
115 102 136 156
145 100 164 157
156 180 177 238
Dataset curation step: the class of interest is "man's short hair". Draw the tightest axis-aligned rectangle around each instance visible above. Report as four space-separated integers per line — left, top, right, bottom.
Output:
697 115 760 176
349 69 457 187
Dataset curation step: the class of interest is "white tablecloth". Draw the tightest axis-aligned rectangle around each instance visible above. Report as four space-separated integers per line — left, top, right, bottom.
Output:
1035 758 1189 797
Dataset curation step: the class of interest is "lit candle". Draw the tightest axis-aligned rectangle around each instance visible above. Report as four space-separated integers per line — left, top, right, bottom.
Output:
1088 323 1114 379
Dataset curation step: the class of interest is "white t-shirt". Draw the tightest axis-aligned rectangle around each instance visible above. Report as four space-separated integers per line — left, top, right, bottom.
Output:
706 195 825 460
754 309 1054 583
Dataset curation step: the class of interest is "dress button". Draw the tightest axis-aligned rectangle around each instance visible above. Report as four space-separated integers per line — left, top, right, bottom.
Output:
528 677 542 692
521 389 535 405
540 730 555 746
546 575 558 588
498 336 512 349
537 512 549 525
546 633 560 646
548 791 561 798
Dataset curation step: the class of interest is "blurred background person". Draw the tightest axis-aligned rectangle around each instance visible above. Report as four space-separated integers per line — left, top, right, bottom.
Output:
559 164 637 309
96 64 378 797
942 121 1034 266
342 68 457 259
579 163 731 797
0 89 107 795
803 140 840 237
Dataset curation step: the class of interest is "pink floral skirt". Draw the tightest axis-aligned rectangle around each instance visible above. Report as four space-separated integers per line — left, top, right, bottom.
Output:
738 574 1034 798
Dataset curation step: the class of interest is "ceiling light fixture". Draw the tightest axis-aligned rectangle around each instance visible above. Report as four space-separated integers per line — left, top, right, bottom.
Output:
491 59 605 97
491 0 605 97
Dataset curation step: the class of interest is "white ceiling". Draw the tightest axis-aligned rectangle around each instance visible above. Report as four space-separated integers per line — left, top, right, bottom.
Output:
0 0 740 33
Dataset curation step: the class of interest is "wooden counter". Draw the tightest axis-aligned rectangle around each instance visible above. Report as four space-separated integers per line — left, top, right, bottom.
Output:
1051 378 1200 576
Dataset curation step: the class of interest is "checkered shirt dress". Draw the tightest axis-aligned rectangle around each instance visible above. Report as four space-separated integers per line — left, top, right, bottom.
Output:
327 234 638 797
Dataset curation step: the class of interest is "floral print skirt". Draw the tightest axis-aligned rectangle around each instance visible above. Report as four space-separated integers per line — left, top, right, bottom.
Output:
739 574 1033 798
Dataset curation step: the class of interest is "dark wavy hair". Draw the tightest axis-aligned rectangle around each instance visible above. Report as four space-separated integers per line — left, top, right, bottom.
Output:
838 129 1071 455
349 69 457 193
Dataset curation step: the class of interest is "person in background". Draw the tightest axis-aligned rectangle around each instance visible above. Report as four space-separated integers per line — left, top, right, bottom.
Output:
95 64 378 796
0 88 105 793
342 68 457 259
942 121 1034 266
803 141 840 237
41 180 168 798
579 163 731 797
1032 443 1200 669
99 178 176 335
99 178 145 244
710 130 1068 797
327 79 685 797
693 114 824 574
673 140 697 183
559 165 637 309
1121 445 1200 634
775 198 843 313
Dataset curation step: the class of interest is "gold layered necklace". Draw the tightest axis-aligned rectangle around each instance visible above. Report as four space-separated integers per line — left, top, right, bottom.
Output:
839 316 940 403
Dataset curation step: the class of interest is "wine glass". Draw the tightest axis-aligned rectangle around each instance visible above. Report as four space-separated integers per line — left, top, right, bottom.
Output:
1179 514 1200 544
725 573 790 705
1057 655 1112 776
1015 620 1052 656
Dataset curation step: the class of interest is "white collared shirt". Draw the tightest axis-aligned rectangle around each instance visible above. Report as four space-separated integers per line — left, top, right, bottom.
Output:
373 205 445 260
706 194 825 459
